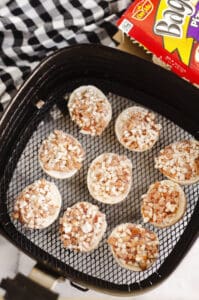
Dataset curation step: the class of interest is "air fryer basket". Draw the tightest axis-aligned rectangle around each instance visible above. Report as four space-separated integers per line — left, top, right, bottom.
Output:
0 45 198 295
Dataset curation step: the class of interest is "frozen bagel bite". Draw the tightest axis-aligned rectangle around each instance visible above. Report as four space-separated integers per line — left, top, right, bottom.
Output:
141 180 186 228
108 223 159 271
115 106 161 152
60 202 107 252
39 130 85 179
13 179 62 229
67 85 112 136
87 153 132 204
155 140 199 185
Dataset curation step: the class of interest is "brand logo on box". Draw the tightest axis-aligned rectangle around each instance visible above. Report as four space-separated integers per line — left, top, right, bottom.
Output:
132 0 153 20
154 0 196 65
154 0 195 38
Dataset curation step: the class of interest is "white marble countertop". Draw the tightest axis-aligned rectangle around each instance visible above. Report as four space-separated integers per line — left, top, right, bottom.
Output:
0 234 198 299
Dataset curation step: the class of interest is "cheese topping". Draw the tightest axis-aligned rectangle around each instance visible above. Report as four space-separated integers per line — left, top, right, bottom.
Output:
60 202 107 252
116 107 161 151
39 130 85 173
141 180 183 226
13 179 61 229
88 153 132 202
108 223 159 271
155 140 199 182
68 86 111 136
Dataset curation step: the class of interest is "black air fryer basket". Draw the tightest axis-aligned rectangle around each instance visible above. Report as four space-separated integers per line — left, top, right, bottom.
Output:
0 45 198 295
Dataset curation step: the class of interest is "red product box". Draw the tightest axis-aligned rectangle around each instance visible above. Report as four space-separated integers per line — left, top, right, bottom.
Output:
117 0 199 86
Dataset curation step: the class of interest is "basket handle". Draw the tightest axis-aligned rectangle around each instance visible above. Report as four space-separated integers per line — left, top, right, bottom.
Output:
29 263 89 292
0 273 58 300
0 263 89 300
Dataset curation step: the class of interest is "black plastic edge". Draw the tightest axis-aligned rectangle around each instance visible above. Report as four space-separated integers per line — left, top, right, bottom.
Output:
0 273 58 300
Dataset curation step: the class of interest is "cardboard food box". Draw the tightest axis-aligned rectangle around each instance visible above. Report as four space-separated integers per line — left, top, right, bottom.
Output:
117 0 199 87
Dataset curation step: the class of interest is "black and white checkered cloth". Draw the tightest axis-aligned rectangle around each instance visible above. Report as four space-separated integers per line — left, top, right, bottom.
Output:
0 0 130 105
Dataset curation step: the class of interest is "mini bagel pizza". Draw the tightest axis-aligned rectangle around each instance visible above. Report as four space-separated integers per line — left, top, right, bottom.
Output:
60 202 107 252
87 153 132 204
108 223 159 271
68 85 112 136
155 140 199 185
115 106 161 152
39 130 85 179
141 180 186 228
13 179 62 229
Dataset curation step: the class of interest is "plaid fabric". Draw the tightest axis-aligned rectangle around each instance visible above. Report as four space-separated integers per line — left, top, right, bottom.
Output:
0 0 130 104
